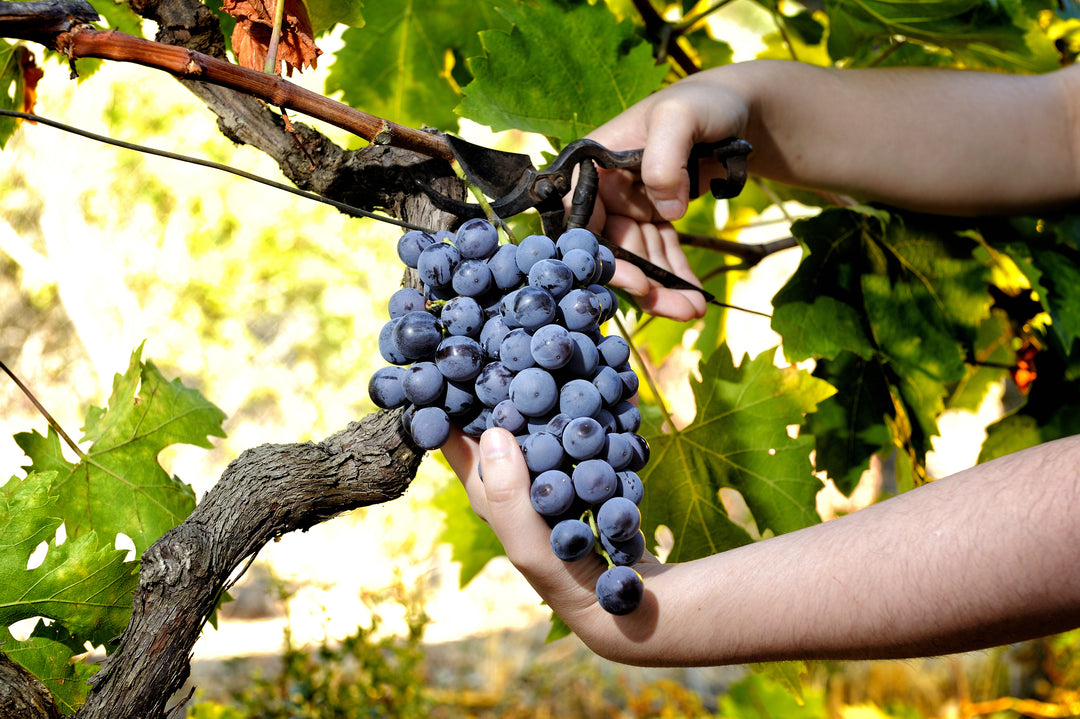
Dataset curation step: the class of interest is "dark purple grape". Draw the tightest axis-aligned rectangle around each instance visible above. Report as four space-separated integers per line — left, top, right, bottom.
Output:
560 248 597 284
530 469 576 516
417 241 461 288
499 327 535 372
558 289 602 332
597 496 641 542
528 259 574 300
401 361 446 406
508 367 558 417
559 378 602 419
600 530 645 567
550 519 595 562
615 469 644 504
396 230 434 268
440 296 485 338
487 243 524 290
595 565 644 615
515 234 557 274
474 361 513 407
562 416 605 460
452 259 494 297
530 324 573 370
388 288 427 319
491 399 527 434
392 311 443 360
455 217 500 259
410 406 450 450
435 335 485 381
521 431 565 474
368 366 407 409
510 285 557 330
571 458 617 503
378 319 408 365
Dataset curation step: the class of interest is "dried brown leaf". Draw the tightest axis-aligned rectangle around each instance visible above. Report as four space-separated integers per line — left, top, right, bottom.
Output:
223 0 322 76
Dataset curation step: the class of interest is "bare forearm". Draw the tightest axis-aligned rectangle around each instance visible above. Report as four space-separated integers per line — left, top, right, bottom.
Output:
728 60 1080 215
585 436 1080 666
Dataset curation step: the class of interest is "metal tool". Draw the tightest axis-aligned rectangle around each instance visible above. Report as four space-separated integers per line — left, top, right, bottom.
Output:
418 133 754 309
420 134 752 235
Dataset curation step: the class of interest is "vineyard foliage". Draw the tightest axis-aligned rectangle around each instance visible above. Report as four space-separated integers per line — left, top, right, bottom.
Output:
1 0 1080 711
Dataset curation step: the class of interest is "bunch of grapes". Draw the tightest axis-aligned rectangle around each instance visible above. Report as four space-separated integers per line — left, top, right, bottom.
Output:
368 218 649 615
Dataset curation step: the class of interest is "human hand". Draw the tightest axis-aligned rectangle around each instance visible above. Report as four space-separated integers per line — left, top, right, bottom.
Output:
441 426 669 663
582 67 754 321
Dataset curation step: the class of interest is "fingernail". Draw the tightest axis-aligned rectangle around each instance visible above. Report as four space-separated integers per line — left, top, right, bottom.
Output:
480 428 514 460
655 199 684 220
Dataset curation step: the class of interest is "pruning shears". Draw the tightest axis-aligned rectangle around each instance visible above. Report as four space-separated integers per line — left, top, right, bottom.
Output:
421 134 752 236
418 133 753 307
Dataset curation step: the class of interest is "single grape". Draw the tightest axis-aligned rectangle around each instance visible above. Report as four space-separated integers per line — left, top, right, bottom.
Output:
597 496 641 542
594 244 617 284
625 433 650 472
571 458 617 503
528 258 575 300
509 367 558 417
591 365 624 406
544 412 572 438
556 227 600 257
550 519 596 562
435 335 485 381
562 416 605 460
597 335 631 368
474 361 513 407
491 398 527 434
440 295 485 337
396 230 434 268
393 311 443 360
595 565 644 615
610 400 642 433
479 315 511 359
522 431 566 474
442 380 476 416
559 378 602 418
615 469 644 505
401 361 446 406
558 289 602 332
368 366 407 409
602 432 633 471
530 469 576 516
530 324 574 370
455 217 499 259
515 234 557 274
565 331 600 377
410 406 451 450
619 369 640 398
600 529 645 567
388 287 426 319
499 327 536 372
510 285 557 331
452 258 494 297
587 283 617 321
560 248 597 284
378 319 408 365
416 241 461 288
488 243 525 290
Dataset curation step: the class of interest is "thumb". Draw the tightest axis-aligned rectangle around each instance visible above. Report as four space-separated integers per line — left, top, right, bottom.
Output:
477 429 550 566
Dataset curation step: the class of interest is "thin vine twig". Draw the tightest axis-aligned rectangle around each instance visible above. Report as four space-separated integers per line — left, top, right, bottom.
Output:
0 358 86 460
263 0 286 75
0 109 435 233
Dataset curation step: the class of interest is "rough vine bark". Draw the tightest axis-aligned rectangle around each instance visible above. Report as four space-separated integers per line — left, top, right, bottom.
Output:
0 0 468 716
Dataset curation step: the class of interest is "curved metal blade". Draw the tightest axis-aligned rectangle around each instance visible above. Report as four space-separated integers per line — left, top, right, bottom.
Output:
446 134 538 199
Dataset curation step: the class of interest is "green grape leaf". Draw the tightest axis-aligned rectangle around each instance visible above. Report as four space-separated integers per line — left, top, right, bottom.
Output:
304 0 365 34
432 480 504 588
802 352 893 496
458 0 668 144
0 472 135 648
93 0 144 37
825 0 1030 63
1 626 96 714
0 41 26 149
640 344 835 563
948 308 1013 411
15 344 226 554
772 207 885 363
326 0 507 133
